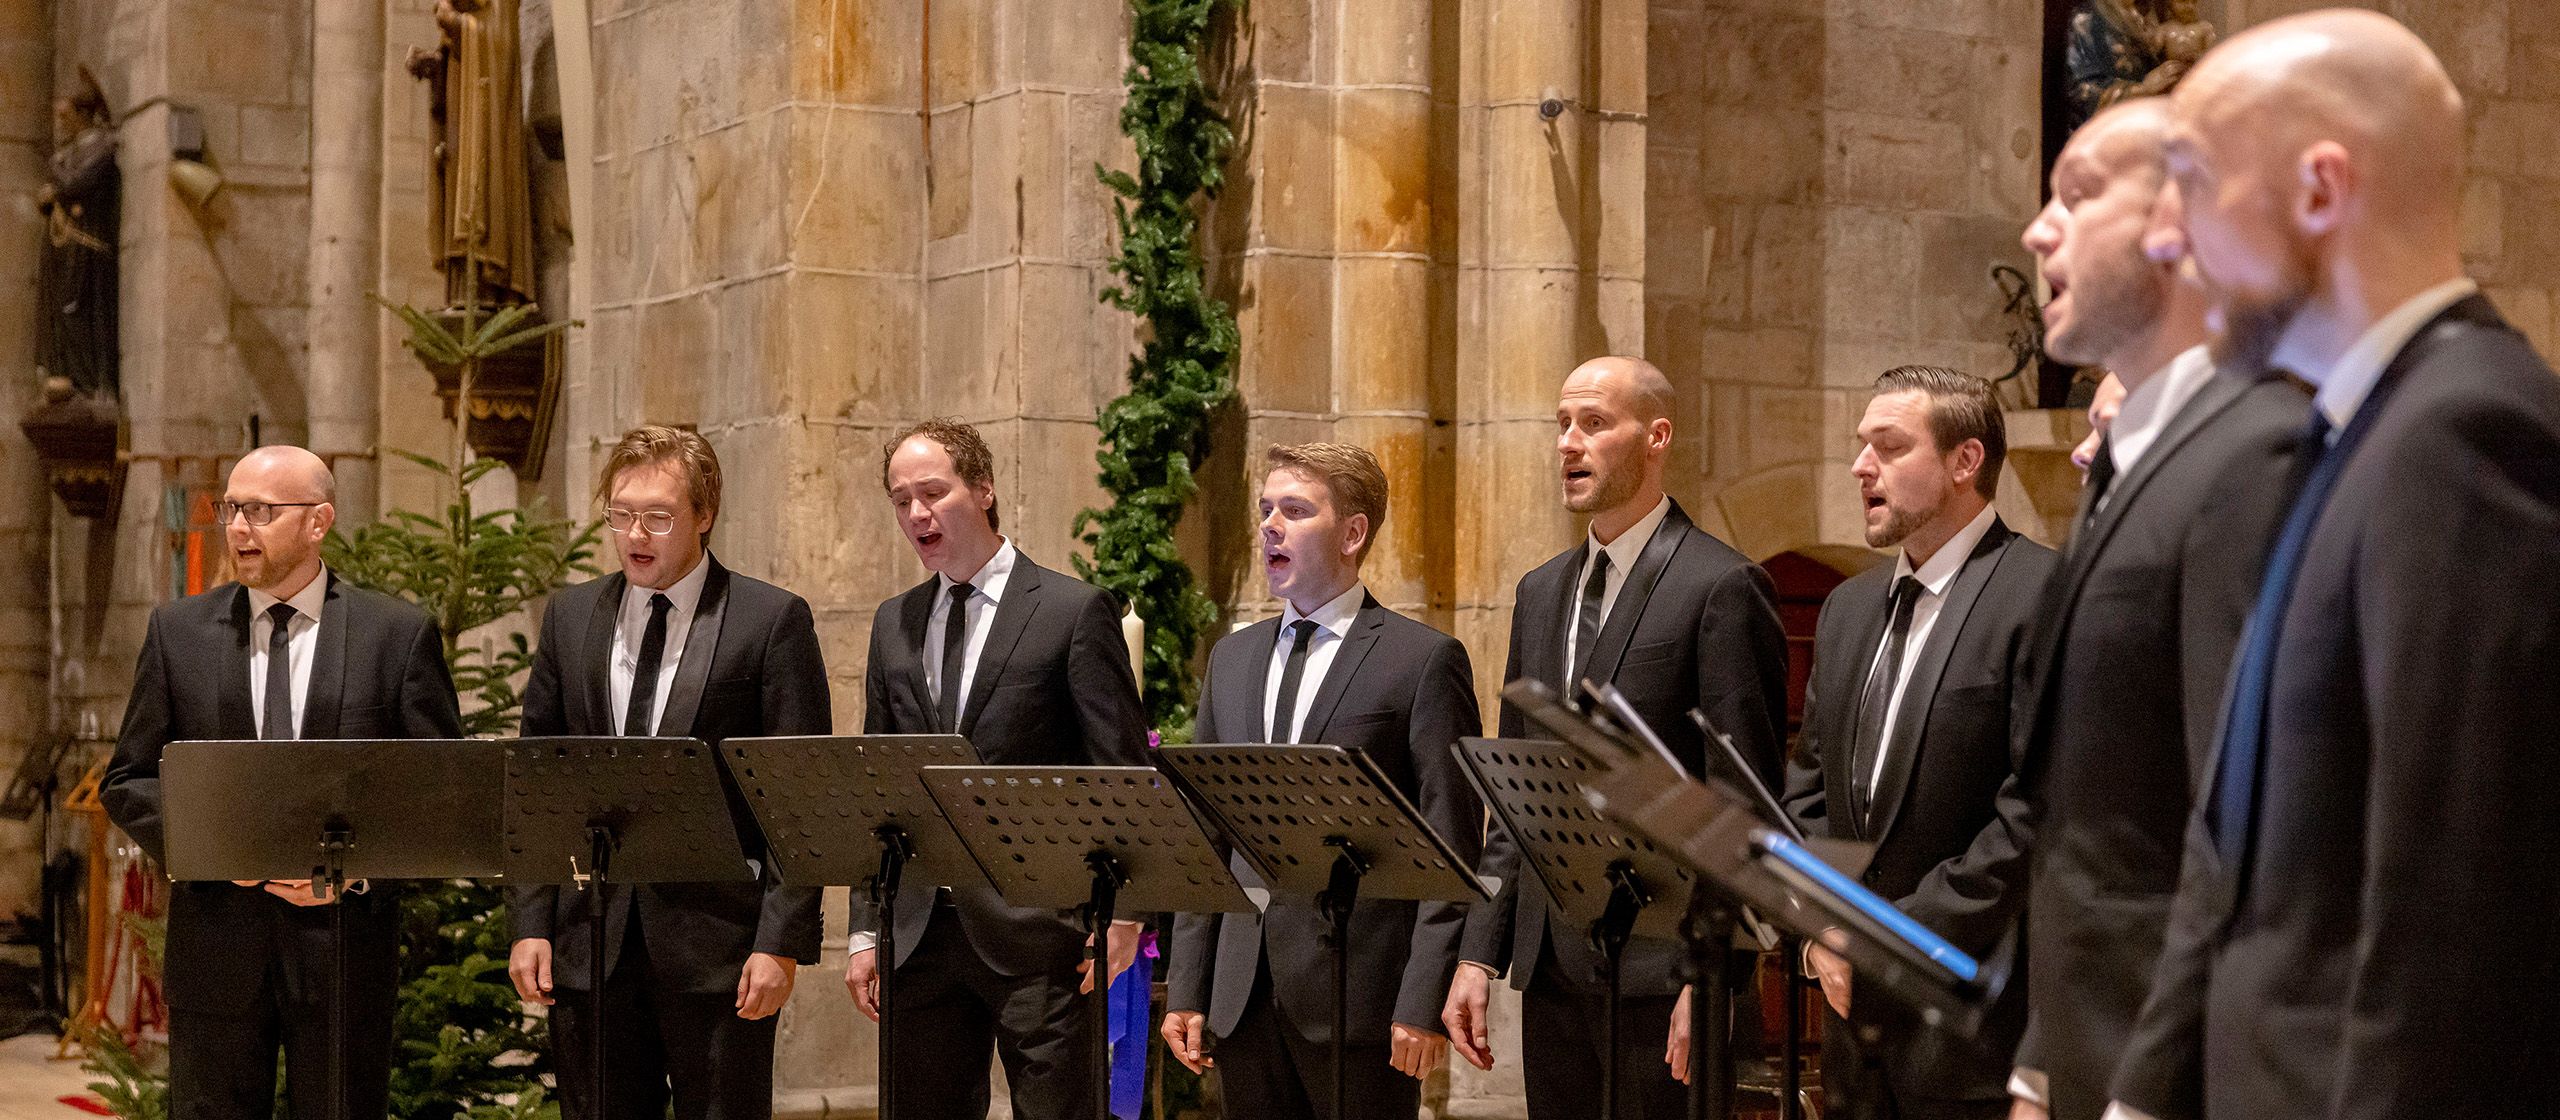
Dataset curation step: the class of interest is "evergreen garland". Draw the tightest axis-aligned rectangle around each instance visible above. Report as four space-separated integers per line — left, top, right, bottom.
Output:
1076 0 1239 734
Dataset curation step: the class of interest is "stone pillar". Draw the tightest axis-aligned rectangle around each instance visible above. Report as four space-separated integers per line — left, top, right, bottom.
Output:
0 1 54 916
308 0 383 524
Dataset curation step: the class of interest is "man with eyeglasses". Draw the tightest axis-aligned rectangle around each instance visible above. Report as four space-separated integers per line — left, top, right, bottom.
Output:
506 425 832 1120
104 445 465 1120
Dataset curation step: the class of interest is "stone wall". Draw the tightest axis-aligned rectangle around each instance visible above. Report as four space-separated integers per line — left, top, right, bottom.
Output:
0 1 54 916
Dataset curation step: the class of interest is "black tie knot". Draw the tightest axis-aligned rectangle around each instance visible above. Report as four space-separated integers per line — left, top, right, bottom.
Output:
266 602 298 629
647 592 672 618
1287 619 1318 648
949 582 975 604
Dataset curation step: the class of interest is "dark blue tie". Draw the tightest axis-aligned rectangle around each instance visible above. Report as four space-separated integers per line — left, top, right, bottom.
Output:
2206 408 2340 864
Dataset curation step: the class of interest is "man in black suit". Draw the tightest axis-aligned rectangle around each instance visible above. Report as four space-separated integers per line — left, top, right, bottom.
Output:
1782 367 2053 1120
505 426 830 1120
845 418 1147 1120
105 445 465 1120
2107 14 2560 1120
2003 99 2306 1120
1443 356 1791 1118
1161 441 1481 1120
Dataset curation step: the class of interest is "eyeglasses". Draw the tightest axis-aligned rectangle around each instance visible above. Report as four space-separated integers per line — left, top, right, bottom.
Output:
603 507 680 536
215 501 323 526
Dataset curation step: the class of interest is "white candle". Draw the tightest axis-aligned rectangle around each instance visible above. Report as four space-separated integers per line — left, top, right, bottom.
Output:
1122 606 1145 697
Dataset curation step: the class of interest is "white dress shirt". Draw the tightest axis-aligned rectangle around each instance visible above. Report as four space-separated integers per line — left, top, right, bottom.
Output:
1262 581 1367 742
2094 278 2483 1120
924 539 1021 729
1863 503 1999 798
2108 345 2219 480
610 554 711 736
247 569 330 738
1564 496 1674 677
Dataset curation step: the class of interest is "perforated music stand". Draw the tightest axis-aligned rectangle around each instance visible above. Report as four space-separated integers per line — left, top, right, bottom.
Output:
1453 736 1697 1119
163 737 505 1120
726 734 984 1120
919 765 1256 1120
1155 743 1491 1120
501 737 754 1120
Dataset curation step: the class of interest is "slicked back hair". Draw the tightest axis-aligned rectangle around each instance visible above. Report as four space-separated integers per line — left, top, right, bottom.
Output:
1263 442 1389 563
1872 366 2006 499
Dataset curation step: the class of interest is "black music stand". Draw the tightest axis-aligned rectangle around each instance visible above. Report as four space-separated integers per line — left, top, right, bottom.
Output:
1155 744 1492 1120
1453 736 1697 1120
162 738 506 1120
919 765 1256 1120
502 737 755 1120
726 734 984 1120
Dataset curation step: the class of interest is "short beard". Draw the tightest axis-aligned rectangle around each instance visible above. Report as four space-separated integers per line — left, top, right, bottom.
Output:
1864 497 1936 550
2203 240 2315 380
2048 264 2167 369
1564 465 1643 516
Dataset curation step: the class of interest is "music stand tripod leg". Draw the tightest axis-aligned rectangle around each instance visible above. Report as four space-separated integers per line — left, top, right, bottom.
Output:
1317 839 1370 1120
1592 862 1649 1120
1082 851 1127 1120
872 827 913 1120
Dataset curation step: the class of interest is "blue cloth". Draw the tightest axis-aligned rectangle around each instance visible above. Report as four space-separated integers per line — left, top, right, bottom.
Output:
1108 931 1158 1120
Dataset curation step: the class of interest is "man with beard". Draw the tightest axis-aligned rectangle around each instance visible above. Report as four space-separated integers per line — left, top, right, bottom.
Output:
1443 356 1790 1118
849 418 1146 1120
1782 367 2052 1120
2105 11 2560 1120
105 446 465 1120
2005 97 2307 1120
1162 442 1480 1120
507 426 829 1120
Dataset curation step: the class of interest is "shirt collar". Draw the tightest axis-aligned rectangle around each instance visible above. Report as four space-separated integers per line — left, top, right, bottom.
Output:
1587 495 1673 575
2107 345 2219 476
2308 276 2478 433
938 538 1019 604
624 550 714 617
1893 503 1999 598
1281 580 1368 640
248 566 331 624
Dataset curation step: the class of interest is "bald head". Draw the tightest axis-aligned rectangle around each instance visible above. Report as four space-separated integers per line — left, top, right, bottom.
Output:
2074 97 2174 181
224 446 337 597
231 445 337 503
2176 9 2465 231
1556 356 1676 538
1561 356 1677 425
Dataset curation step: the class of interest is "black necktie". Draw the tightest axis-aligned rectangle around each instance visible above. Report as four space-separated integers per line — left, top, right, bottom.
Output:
1568 550 1612 691
1850 576 1924 824
935 582 974 734
1268 620 1319 743
623 593 672 737
261 603 297 740
2085 432 2119 509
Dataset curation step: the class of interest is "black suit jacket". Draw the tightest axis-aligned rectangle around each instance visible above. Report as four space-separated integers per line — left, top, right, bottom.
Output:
1783 517 2053 1100
507 556 832 992
103 572 465 1014
2011 372 2306 1120
2113 296 2560 1120
855 551 1149 976
1459 499 1790 996
1165 594 1483 1043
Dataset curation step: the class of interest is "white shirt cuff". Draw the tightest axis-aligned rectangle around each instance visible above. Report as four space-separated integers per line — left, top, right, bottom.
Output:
2101 1103 2161 1120
2008 1067 2049 1107
849 931 879 955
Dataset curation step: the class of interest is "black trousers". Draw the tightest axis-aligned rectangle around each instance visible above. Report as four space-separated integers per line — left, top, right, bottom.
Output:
1519 969 1688 1120
550 911 778 1120
168 894 398 1120
887 902 1097 1120
1817 1017 2008 1120
1210 965 1418 1120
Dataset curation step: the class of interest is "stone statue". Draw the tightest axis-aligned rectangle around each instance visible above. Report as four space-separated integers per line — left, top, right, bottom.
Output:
36 83 119 398
407 0 537 309
2065 0 2217 128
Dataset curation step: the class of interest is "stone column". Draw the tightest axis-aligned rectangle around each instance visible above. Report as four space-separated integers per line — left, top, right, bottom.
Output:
308 0 383 524
0 1 53 917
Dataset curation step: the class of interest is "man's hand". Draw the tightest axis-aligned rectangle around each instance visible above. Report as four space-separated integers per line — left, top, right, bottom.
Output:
2010 1098 2051 1120
1808 939 1854 1019
260 879 337 907
1160 1010 1212 1073
844 947 881 1022
1441 964 1496 1071
1080 921 1143 994
1389 1023 1449 1080
507 939 555 1006
1667 984 1693 1083
736 952 798 1020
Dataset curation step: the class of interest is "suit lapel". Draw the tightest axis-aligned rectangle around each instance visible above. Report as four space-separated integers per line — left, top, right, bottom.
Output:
578 573 627 734
2070 374 2246 576
217 585 256 740
299 573 352 739
1230 618 1279 741
653 558 730 738
1526 557 1573 693
1582 502 1692 689
959 555 1046 740
897 579 938 719
1869 521 2014 843
1832 578 1896 838
1297 596 1384 744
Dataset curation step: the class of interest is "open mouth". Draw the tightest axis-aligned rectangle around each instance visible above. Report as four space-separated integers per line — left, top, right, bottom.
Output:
235 547 263 564
1265 548 1293 573
1863 493 1887 513
914 530 943 550
1564 467 1594 484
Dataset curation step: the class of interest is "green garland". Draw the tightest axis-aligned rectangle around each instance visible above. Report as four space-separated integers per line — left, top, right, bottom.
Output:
1075 0 1239 735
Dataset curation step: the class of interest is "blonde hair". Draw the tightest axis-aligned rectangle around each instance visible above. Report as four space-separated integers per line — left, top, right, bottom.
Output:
1263 442 1389 562
598 425 724 529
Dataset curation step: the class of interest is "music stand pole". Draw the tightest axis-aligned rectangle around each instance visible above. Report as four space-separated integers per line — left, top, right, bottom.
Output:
584 825 614 1120
1593 864 1647 1120
1315 839 1370 1120
1780 939 1803 1120
1083 851 1127 1120
873 826 912 1120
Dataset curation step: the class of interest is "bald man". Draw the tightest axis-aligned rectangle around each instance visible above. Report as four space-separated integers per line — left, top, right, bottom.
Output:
2009 98 2308 1120
1446 356 1790 1119
104 447 465 1120
2107 12 2560 1120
